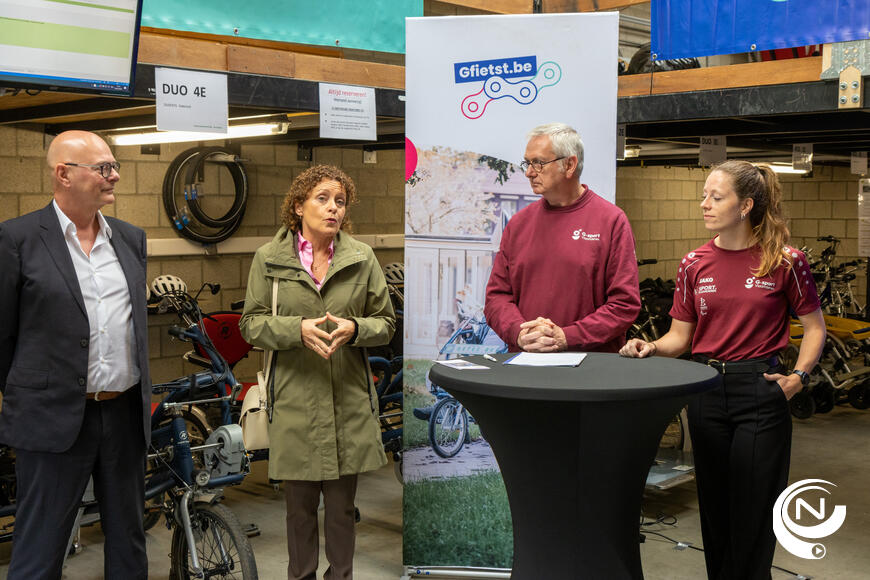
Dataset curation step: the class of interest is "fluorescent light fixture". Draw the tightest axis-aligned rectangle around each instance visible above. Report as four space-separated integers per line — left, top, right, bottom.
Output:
755 162 808 175
623 145 641 158
108 122 289 146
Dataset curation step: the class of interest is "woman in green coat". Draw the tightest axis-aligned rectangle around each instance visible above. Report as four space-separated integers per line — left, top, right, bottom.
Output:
240 165 395 580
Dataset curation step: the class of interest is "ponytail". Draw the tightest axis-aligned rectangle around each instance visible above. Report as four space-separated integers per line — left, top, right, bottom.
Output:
713 160 791 277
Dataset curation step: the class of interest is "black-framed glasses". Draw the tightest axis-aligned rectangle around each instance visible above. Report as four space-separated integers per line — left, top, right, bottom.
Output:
63 161 121 179
519 157 565 173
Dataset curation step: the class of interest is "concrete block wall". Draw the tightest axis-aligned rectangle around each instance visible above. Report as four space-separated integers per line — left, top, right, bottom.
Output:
615 164 866 308
0 125 404 383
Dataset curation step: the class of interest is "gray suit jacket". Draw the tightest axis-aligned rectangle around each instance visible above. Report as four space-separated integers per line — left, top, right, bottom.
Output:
0 203 151 452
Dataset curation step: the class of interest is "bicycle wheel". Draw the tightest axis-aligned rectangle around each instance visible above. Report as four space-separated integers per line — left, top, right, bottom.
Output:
170 502 258 579
658 413 684 450
428 397 468 458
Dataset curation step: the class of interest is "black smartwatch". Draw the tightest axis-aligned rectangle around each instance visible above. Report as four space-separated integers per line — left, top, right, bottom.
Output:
792 369 811 386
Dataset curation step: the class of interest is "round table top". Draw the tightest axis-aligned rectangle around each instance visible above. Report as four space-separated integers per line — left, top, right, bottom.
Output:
427 352 721 402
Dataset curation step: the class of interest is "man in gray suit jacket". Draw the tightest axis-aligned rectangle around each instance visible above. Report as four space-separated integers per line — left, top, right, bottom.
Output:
0 131 151 579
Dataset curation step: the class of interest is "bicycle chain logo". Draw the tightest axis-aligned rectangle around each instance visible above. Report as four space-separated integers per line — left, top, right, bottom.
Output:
773 479 846 559
454 55 562 119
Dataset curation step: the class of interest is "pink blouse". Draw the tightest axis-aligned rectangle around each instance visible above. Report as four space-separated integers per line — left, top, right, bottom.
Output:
297 232 334 289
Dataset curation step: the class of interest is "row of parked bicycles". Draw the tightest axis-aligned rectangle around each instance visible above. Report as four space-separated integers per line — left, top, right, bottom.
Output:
0 262 407 579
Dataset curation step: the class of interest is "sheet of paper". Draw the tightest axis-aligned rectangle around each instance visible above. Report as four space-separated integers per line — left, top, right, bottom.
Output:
435 359 490 370
504 352 587 367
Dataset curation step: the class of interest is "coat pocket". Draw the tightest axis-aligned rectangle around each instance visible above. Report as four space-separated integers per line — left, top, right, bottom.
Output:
6 366 48 389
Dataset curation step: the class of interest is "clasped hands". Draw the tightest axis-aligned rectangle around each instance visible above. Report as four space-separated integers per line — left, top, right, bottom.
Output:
517 317 567 352
301 312 356 360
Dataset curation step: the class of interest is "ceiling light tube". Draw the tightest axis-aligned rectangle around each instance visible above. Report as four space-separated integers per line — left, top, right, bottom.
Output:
755 162 808 175
108 122 288 146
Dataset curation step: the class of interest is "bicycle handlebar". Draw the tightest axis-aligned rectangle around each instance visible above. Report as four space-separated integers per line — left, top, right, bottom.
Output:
637 258 658 266
168 325 188 340
817 235 840 243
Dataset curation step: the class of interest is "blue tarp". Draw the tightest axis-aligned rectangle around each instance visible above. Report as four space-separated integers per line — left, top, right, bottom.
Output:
141 0 421 54
652 0 870 60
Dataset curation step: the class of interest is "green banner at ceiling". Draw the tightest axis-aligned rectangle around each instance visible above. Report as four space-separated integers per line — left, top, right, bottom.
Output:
141 0 421 53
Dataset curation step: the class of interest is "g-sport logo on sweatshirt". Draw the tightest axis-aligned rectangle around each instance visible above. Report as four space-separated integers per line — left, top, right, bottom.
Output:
455 55 562 119
745 277 777 291
571 228 600 241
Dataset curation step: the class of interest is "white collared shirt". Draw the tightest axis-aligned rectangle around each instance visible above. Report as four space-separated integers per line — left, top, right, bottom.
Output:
53 201 140 394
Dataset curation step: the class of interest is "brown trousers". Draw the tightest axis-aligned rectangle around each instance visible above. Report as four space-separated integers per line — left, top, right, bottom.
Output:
285 474 359 580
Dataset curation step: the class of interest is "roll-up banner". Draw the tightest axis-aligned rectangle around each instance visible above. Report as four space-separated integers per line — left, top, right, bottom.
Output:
403 13 618 573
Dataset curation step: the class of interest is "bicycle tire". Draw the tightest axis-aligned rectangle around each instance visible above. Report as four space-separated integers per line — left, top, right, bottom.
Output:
658 413 684 450
170 502 258 579
848 381 870 410
428 397 468 458
183 147 248 228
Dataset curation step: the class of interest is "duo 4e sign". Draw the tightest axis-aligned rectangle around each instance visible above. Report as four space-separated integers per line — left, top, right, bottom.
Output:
162 83 207 97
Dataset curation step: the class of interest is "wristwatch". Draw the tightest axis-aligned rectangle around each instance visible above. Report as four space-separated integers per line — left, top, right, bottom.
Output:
792 369 811 386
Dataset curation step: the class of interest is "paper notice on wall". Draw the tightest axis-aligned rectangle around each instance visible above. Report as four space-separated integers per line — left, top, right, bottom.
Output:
852 152 868 175
859 179 870 257
793 143 813 173
319 83 377 140
699 136 726 166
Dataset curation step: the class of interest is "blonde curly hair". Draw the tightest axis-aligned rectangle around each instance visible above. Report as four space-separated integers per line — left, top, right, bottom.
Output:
280 165 357 235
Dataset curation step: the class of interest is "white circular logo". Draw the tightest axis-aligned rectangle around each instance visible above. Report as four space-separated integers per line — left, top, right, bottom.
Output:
744 277 755 289
773 479 846 559
571 229 581 241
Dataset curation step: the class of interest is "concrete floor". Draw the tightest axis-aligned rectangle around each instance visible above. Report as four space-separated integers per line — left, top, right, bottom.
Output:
1 404 867 579
0 459 404 579
638 403 870 580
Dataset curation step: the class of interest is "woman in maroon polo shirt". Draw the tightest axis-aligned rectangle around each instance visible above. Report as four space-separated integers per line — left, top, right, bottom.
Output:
620 160 826 580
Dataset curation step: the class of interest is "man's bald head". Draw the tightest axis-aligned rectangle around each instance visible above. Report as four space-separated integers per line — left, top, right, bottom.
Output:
47 130 111 169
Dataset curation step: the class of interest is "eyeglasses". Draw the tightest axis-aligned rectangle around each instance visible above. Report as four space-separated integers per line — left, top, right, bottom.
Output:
63 161 121 179
519 157 565 173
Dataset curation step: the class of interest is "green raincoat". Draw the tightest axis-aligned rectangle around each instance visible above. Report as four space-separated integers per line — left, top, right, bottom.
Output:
239 227 395 481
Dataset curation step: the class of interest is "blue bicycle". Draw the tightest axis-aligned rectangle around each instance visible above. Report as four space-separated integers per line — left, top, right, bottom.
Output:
423 299 507 458
146 288 258 579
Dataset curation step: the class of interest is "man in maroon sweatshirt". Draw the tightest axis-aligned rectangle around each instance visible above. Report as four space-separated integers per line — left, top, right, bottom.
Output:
484 123 640 353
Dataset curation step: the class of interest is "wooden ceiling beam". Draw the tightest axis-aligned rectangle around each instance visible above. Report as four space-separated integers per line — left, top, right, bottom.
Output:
619 57 823 97
138 29 404 90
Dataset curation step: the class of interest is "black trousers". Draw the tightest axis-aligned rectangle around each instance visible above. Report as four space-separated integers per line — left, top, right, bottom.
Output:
8 388 147 580
688 368 791 580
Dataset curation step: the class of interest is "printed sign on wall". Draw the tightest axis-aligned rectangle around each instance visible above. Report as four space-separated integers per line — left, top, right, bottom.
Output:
155 67 227 133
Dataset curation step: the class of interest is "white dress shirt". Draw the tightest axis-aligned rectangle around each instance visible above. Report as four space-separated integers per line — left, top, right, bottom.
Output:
53 201 140 394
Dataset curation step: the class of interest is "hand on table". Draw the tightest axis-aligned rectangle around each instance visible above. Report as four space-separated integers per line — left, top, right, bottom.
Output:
619 338 656 358
518 317 567 352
